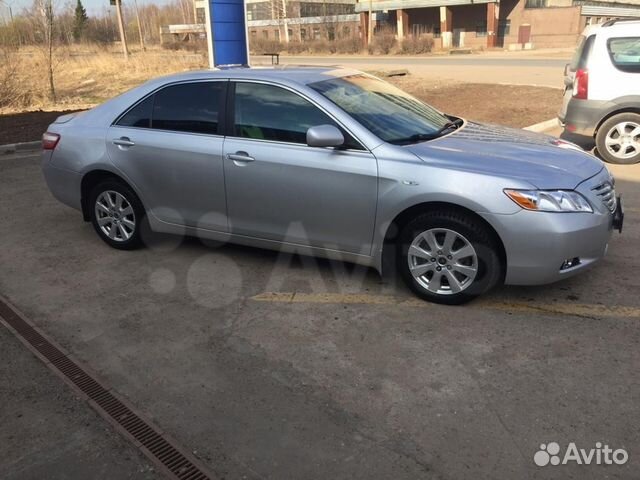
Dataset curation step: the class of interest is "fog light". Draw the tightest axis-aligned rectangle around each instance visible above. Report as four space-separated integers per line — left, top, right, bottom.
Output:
560 257 581 270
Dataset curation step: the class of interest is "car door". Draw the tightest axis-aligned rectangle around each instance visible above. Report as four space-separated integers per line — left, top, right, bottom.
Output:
223 81 378 255
106 80 228 231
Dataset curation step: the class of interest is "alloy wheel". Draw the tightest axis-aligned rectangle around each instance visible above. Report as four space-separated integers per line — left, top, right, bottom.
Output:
94 190 136 242
605 121 640 160
407 228 478 295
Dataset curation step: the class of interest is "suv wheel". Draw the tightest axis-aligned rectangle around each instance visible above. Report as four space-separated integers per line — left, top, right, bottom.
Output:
89 180 145 250
596 113 640 165
398 210 502 305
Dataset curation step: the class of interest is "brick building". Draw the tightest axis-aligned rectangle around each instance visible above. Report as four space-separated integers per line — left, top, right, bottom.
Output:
357 0 640 49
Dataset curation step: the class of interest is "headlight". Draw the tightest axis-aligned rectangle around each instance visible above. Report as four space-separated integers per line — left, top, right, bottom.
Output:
504 189 593 213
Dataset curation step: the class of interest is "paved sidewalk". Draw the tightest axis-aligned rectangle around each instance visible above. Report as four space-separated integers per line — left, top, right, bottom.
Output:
0 326 160 480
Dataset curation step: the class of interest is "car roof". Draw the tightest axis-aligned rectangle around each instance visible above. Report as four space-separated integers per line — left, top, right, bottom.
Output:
149 66 362 87
582 19 640 38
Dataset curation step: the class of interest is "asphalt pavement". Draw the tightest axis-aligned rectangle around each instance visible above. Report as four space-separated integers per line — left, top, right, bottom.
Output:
1 148 639 479
251 52 571 88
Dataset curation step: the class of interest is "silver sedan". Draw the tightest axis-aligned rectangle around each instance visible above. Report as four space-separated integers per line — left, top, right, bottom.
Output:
41 67 623 304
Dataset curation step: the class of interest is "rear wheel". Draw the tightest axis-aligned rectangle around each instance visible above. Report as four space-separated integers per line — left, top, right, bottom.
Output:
89 180 146 250
397 210 502 305
595 113 640 165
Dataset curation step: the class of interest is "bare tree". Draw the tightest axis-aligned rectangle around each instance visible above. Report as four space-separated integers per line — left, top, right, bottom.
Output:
31 0 56 102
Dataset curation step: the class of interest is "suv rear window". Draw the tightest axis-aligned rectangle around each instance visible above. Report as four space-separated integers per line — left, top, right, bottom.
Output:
569 34 595 71
607 37 640 73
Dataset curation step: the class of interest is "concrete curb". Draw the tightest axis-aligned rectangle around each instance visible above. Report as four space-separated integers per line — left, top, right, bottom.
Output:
524 118 559 133
0 141 41 156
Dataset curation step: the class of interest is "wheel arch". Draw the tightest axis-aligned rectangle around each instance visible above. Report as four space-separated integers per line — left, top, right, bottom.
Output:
80 170 138 221
380 201 507 277
595 106 640 136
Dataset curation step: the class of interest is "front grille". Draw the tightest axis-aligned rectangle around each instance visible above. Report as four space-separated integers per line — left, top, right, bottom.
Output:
592 181 617 213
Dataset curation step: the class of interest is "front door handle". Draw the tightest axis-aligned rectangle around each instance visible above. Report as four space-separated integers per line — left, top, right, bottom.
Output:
227 151 255 165
113 137 135 148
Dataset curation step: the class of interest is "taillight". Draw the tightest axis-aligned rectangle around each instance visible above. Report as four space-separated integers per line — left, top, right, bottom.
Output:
42 132 60 150
572 69 588 100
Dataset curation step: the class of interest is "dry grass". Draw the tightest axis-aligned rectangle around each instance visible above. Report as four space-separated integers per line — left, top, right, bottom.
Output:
0 45 207 114
1 46 561 130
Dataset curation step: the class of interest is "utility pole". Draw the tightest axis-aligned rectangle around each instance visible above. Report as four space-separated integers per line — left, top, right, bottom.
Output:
114 0 129 60
280 0 289 43
367 0 373 46
133 0 145 51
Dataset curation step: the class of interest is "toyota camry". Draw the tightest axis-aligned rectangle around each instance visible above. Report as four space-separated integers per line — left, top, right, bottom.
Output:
41 67 624 304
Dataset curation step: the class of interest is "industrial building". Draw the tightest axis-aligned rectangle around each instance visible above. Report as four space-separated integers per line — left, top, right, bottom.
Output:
357 0 640 49
170 0 640 49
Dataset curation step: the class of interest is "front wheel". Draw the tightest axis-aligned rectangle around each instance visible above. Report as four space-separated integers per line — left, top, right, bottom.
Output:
397 211 503 305
595 113 640 165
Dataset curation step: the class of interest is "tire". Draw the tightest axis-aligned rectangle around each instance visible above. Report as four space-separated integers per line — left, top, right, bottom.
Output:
595 113 640 165
397 210 503 305
89 180 146 250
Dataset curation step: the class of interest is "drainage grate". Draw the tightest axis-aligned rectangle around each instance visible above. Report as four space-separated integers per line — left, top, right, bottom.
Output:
0 296 215 480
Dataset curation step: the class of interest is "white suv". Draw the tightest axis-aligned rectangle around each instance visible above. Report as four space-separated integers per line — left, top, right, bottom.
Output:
559 19 640 164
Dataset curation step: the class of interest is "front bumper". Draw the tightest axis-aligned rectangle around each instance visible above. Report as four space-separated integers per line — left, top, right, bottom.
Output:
481 204 617 286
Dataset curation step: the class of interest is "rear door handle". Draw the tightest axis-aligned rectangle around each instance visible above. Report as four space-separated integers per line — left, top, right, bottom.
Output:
227 152 255 165
113 137 135 147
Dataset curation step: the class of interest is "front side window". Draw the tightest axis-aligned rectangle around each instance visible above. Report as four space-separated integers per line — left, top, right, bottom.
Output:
233 82 335 144
309 74 450 145
607 37 640 73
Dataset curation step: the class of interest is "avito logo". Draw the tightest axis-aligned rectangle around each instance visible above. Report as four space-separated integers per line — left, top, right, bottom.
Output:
534 442 628 467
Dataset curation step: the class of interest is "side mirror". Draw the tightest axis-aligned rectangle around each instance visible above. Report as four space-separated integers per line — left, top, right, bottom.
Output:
306 124 344 148
563 63 570 76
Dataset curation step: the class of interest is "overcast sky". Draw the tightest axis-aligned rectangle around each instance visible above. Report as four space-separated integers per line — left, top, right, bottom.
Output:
1 0 173 17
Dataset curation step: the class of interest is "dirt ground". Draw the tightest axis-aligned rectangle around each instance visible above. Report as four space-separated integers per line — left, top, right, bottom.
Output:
0 82 561 144
389 78 561 128
0 110 79 144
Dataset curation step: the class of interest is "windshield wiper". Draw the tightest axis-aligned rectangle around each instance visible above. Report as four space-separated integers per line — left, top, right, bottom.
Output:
437 117 464 134
389 118 464 145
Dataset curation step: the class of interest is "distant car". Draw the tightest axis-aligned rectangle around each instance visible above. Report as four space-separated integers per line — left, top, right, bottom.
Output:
42 67 623 304
559 18 640 164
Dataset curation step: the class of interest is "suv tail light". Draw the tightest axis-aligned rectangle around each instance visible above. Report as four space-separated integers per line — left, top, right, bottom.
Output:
572 69 588 100
42 132 60 150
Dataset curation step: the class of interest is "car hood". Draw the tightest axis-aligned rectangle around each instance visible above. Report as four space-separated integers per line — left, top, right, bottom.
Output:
407 121 604 189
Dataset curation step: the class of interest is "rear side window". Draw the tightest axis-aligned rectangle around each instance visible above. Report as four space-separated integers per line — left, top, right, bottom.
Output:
153 82 224 134
116 81 224 135
117 96 152 128
607 37 640 73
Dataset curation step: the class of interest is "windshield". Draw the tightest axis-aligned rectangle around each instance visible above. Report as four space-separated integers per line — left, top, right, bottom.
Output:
309 74 452 145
